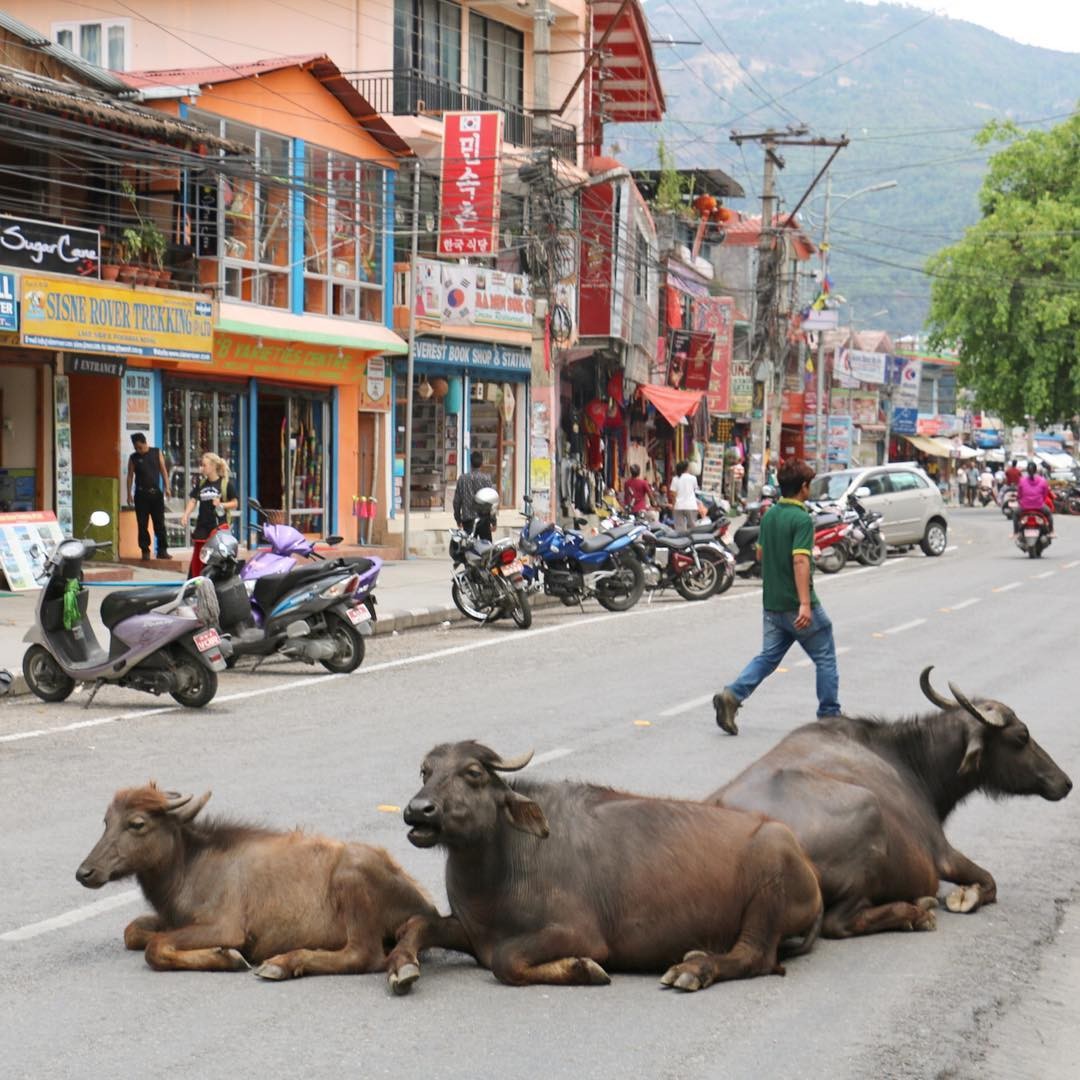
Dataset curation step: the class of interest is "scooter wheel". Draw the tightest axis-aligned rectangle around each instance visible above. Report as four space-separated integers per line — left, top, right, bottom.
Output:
23 645 76 703
169 654 218 708
319 613 365 673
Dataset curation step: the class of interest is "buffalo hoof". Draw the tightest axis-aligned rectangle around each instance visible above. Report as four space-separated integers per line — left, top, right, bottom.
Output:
253 962 288 981
222 948 250 971
916 896 939 911
914 909 937 932
682 950 708 961
578 958 611 986
389 962 421 996
946 885 982 913
660 957 710 992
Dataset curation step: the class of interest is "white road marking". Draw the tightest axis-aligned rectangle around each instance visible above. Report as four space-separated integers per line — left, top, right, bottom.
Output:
0 890 141 943
993 582 1022 593
1032 571 1054 580
658 693 715 718
527 747 575 768
945 545 958 552
883 618 927 635
1063 560 1079 569
950 598 981 611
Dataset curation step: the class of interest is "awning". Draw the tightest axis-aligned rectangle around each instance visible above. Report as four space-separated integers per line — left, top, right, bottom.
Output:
902 434 952 458
954 444 981 459
590 1 665 123
639 384 703 427
667 266 710 299
217 302 407 354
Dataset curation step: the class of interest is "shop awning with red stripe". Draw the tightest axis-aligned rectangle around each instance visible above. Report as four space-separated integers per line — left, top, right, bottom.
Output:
638 384 704 427
591 0 665 124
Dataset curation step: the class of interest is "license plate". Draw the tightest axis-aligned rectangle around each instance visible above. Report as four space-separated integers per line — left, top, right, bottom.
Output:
194 628 221 652
500 559 523 576
345 605 369 625
1024 529 1039 539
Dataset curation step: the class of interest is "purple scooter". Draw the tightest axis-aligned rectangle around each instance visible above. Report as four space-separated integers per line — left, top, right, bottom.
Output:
22 512 226 708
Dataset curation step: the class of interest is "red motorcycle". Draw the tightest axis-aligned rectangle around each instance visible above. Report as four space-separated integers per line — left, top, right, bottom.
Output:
1015 508 1052 559
810 507 853 573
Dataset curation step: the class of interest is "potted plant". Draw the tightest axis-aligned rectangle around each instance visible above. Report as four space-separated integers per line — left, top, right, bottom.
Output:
140 220 167 286
117 227 142 284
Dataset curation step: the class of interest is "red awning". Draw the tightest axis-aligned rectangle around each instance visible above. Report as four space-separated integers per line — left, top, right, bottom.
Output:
639 385 703 427
591 0 665 124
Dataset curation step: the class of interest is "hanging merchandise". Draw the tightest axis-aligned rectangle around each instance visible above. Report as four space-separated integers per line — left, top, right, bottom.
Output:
605 400 624 429
606 370 624 403
444 376 463 415
417 375 434 399
500 383 516 423
430 376 449 400
583 398 608 433
666 285 683 330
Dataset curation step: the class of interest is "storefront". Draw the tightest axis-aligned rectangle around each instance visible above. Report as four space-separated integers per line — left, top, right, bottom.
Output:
393 336 531 525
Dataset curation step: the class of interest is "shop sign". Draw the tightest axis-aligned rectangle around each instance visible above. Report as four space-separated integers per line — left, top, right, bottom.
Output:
0 510 64 591
53 376 73 538
668 329 714 392
827 415 854 466
730 359 753 414
413 337 530 374
850 392 879 426
691 296 734 414
414 258 533 331
120 370 157 494
366 356 386 404
836 347 886 385
0 215 100 277
890 406 918 436
0 271 16 331
438 111 503 256
20 276 213 362
70 354 127 378
885 354 921 409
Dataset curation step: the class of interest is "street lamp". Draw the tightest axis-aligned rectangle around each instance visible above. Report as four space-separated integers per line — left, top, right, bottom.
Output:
811 178 898 473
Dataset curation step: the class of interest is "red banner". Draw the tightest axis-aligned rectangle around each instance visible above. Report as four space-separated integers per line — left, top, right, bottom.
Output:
439 111 503 257
691 296 735 415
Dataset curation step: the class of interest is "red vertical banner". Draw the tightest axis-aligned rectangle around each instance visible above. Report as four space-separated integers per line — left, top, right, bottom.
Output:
691 296 734 415
439 111 503 257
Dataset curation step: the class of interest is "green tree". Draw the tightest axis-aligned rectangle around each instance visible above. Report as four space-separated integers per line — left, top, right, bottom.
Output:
925 111 1080 425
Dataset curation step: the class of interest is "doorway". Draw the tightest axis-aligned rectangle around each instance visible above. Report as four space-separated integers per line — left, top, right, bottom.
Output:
356 411 378 544
256 388 330 533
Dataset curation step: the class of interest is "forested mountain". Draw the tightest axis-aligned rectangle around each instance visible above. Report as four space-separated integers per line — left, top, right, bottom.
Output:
611 0 1080 333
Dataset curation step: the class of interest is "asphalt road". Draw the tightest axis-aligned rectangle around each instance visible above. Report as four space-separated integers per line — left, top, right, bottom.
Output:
2 507 1077 1079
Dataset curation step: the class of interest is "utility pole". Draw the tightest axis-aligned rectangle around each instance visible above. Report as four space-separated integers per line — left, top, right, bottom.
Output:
814 170 832 475
533 0 552 139
402 158 421 559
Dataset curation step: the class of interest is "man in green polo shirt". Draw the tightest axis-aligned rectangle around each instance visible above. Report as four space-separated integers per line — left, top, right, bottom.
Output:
713 458 841 735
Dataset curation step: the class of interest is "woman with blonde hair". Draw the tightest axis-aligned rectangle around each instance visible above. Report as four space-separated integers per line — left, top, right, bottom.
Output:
181 451 238 577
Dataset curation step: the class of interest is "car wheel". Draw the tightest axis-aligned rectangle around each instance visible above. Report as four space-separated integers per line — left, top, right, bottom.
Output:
921 520 948 557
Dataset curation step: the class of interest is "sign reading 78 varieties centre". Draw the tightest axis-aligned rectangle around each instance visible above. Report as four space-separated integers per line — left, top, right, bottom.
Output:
19 275 214 362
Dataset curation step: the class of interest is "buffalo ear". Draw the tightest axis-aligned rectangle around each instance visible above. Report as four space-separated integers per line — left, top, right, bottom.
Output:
958 736 984 777
502 789 549 839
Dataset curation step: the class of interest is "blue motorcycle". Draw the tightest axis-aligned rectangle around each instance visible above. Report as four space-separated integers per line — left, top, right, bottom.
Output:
518 496 646 611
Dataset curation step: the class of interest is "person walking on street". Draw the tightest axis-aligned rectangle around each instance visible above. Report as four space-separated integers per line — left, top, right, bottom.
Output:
965 464 978 507
622 464 654 515
453 450 496 541
181 452 237 577
671 460 700 531
126 433 171 560
713 458 841 735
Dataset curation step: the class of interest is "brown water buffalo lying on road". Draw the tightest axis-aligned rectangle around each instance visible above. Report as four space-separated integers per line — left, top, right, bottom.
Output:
712 667 1072 938
76 783 437 978
385 740 823 994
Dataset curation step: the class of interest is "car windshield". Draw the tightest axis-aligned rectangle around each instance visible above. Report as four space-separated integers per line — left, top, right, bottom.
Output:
809 472 856 501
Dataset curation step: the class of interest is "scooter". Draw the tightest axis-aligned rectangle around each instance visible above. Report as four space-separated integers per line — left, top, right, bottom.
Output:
709 487 776 578
450 488 532 629
1014 508 1052 559
808 503 853 574
22 512 226 707
518 496 646 611
200 530 370 671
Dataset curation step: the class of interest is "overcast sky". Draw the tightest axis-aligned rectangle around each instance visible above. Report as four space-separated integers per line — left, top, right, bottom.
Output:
866 1 1080 53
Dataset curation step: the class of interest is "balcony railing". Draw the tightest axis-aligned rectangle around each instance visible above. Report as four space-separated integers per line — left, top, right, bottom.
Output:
349 70 578 164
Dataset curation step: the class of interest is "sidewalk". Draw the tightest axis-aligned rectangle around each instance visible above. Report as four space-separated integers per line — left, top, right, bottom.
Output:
0 555 480 696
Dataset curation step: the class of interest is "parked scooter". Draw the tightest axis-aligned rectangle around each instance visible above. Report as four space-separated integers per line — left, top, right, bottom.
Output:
518 496 646 611
22 512 226 707
450 488 532 628
709 487 776 578
809 505 853 574
1014 508 1052 559
200 530 370 671
846 490 887 566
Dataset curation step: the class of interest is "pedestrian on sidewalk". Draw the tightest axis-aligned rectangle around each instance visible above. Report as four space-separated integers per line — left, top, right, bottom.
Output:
126 433 171 560
965 464 978 507
671 460 700 531
622 463 655 516
453 450 495 541
713 458 841 735
181 452 237 577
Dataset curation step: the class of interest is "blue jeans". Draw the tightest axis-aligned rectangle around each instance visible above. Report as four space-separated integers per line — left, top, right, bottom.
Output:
728 606 841 717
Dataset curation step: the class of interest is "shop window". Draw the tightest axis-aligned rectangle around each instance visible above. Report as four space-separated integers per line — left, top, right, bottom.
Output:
470 383 517 507
634 232 649 299
468 13 524 109
395 375 460 512
304 146 385 323
53 19 129 70
394 0 462 111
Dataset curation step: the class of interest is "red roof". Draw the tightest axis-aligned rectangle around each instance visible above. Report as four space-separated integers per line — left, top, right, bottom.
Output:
722 214 816 260
123 55 411 157
591 0 665 124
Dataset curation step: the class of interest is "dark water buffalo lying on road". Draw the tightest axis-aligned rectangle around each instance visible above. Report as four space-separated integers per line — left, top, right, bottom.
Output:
386 740 823 994
77 783 437 978
712 667 1072 938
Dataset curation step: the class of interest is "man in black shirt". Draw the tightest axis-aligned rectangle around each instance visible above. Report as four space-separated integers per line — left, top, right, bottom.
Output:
126 433 171 560
453 450 495 541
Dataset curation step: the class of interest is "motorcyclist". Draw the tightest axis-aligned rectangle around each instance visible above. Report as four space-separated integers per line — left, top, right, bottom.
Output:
977 465 995 503
1014 461 1054 537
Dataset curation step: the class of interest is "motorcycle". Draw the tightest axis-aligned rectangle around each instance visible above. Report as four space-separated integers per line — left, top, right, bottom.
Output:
703 488 776 579
808 503 853 574
601 507 734 601
450 488 532 629
846 490 887 566
22 512 226 707
200 531 370 671
977 484 995 507
999 485 1018 518
1014 508 1052 559
518 495 646 611
1051 484 1080 516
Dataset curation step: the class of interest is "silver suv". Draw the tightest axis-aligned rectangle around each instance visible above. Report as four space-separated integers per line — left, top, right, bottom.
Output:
808 463 949 556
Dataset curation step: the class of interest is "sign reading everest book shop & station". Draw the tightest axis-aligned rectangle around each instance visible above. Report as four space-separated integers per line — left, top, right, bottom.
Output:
19 276 213 362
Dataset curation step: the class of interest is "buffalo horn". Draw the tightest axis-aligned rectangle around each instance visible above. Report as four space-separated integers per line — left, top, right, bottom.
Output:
948 682 1006 728
164 793 193 812
489 750 535 773
166 790 212 823
919 666 955 710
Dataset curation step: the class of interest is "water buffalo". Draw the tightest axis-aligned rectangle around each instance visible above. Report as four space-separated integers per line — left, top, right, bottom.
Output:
712 667 1072 938
385 740 823 994
76 783 437 978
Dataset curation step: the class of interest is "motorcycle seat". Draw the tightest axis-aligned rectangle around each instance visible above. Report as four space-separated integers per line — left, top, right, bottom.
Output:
252 562 348 610
100 586 172 630
579 532 614 553
654 534 693 551
814 512 842 528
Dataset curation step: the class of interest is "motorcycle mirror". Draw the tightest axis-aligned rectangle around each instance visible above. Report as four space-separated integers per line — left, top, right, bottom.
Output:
324 535 343 547
89 510 111 528
854 487 871 499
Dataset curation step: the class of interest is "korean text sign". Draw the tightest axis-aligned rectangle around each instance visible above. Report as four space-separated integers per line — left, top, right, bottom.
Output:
439 112 503 257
